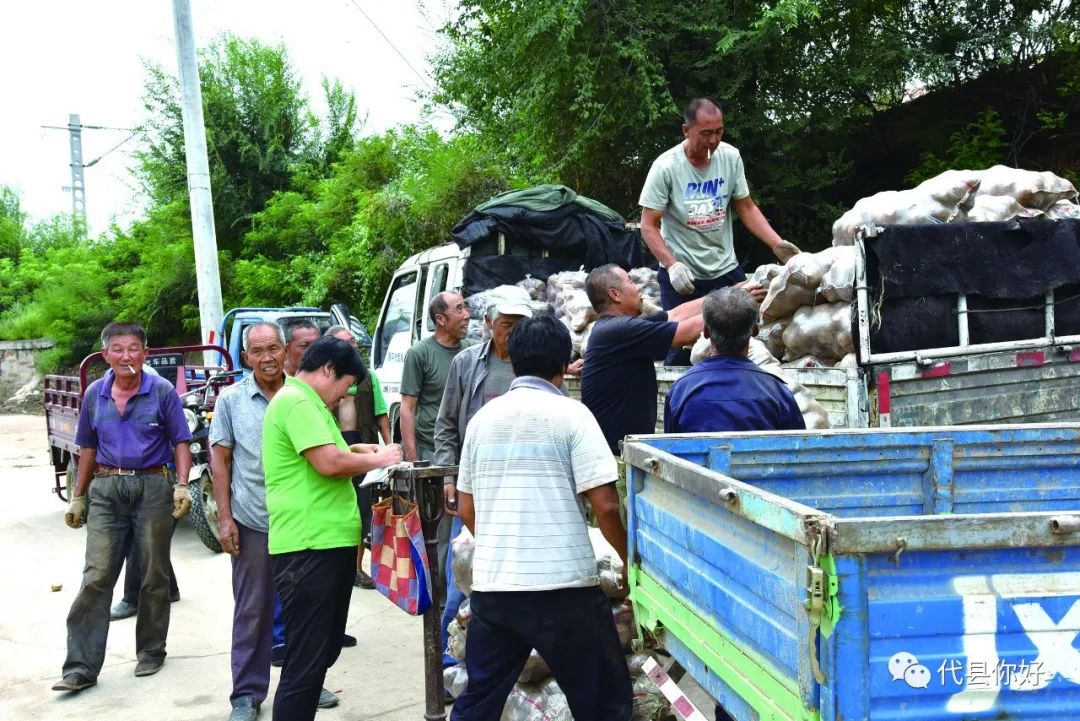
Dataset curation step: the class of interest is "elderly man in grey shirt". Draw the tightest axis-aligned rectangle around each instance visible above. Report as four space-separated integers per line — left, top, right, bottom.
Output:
209 322 292 721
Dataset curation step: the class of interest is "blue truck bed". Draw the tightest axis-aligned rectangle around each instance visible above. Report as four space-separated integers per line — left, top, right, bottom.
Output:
623 423 1080 720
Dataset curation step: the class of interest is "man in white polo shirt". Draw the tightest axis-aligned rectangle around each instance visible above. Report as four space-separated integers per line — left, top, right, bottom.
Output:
450 314 632 721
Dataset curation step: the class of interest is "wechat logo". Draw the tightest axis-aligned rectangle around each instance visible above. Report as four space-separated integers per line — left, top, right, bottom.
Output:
890 651 932 689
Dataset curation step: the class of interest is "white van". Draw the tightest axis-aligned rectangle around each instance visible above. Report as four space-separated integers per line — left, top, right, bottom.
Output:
371 242 469 436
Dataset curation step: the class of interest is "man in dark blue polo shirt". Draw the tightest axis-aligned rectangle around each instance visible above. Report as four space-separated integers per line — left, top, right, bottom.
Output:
52 322 193 693
581 264 708 454
663 287 803 721
665 286 804 434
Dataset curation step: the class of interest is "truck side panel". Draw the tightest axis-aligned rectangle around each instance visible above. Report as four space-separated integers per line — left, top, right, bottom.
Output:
626 426 1080 721
882 349 1080 427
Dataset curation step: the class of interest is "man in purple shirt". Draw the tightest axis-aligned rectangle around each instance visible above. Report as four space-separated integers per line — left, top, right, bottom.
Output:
52 322 193 693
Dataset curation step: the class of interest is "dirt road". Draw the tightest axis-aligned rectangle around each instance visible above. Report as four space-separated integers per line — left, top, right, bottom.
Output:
0 414 427 721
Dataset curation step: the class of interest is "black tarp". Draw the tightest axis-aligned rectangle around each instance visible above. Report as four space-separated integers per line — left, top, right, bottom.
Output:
856 220 1080 353
451 185 644 296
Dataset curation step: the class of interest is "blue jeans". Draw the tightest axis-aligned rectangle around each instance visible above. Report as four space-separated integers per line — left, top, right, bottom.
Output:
272 597 285 649
441 515 466 668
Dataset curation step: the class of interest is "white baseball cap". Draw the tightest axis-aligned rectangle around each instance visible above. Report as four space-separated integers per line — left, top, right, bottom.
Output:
485 285 534 319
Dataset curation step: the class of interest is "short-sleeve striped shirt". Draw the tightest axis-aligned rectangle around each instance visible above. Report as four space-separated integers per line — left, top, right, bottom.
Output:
458 376 617 592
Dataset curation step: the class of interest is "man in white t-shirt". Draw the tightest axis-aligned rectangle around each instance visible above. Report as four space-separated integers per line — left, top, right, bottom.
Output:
639 97 800 364
450 315 631 721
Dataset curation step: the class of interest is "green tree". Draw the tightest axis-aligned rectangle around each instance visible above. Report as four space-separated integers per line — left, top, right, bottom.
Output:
136 34 357 254
431 0 1080 244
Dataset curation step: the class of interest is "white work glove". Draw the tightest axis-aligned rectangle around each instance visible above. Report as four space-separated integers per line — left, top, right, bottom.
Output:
65 496 87 529
667 261 696 295
773 240 801 263
172 484 192 519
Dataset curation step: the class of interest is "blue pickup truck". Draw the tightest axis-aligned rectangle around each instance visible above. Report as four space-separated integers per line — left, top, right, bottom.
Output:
217 305 371 370
623 423 1080 720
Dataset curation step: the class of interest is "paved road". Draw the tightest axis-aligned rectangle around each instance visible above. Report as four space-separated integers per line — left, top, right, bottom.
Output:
0 414 427 721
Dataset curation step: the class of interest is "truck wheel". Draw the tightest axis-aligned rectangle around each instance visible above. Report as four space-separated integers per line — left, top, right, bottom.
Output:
189 473 223 553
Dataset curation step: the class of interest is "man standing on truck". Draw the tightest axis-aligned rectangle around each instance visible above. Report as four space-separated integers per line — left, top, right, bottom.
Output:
433 284 534 681
282 319 321 377
665 288 804 434
328 324 391 590
262 335 403 721
582 264 721 454
52 322 193 693
639 97 799 364
207 321 298 721
450 314 631 721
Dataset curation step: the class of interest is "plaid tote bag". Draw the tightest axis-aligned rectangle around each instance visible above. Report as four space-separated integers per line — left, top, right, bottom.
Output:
370 496 433 615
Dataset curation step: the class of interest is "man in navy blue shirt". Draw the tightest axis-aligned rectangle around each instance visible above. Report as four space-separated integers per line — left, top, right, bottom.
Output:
581 264 708 454
663 286 803 721
665 287 804 434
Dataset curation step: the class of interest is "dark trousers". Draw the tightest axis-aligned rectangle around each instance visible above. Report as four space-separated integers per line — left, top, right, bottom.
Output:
452 587 633 721
121 521 180 604
657 265 747 365
62 470 175 678
271 546 356 721
231 522 276 704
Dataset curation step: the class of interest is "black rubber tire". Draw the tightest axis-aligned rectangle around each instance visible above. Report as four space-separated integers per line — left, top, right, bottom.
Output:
189 473 223 553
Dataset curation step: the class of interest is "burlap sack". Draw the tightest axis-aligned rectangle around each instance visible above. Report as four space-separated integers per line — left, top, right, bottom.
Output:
976 165 1077 211
818 246 857 303
747 339 831 429
1047 199 1080 220
782 302 854 361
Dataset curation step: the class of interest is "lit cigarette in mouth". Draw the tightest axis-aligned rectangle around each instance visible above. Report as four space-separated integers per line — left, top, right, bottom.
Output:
127 365 136 375
708 147 712 161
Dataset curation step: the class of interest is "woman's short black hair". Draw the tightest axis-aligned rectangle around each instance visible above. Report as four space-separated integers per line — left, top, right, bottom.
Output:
507 314 573 380
298 335 365 379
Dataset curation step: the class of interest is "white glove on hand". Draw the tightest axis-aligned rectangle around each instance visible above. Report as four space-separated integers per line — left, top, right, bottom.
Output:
172 484 192 519
773 240 801 262
65 496 87 529
667 261 696 295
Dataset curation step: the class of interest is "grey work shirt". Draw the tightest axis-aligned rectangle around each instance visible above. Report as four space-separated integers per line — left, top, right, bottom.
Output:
208 373 276 532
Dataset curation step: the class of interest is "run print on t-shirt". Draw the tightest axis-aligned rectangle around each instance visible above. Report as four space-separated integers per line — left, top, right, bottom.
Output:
683 177 729 232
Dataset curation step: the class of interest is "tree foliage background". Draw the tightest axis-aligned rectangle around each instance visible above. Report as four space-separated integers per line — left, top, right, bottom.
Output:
2 3 1079 370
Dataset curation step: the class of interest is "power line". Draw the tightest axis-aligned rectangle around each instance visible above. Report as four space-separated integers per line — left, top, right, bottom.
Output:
345 0 433 90
85 130 141 168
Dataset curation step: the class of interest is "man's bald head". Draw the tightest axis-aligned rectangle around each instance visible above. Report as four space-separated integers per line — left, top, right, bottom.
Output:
429 291 469 342
429 291 460 324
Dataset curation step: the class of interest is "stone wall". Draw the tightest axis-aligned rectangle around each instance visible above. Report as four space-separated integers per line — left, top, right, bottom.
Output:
0 339 54 412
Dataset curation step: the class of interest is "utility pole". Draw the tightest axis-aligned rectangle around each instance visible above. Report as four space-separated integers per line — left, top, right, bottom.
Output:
172 0 223 362
42 117 136 236
66 114 87 225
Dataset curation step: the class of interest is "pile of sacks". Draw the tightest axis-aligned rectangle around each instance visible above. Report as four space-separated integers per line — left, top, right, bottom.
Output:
688 246 861 429
466 281 554 343
523 268 663 361
832 165 1078 245
443 528 671 721
753 246 858 368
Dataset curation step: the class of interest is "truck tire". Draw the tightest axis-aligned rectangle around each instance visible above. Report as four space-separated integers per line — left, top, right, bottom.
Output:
189 473 223 553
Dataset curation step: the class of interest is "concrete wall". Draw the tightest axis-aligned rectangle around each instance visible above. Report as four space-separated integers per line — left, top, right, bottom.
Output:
0 339 54 409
